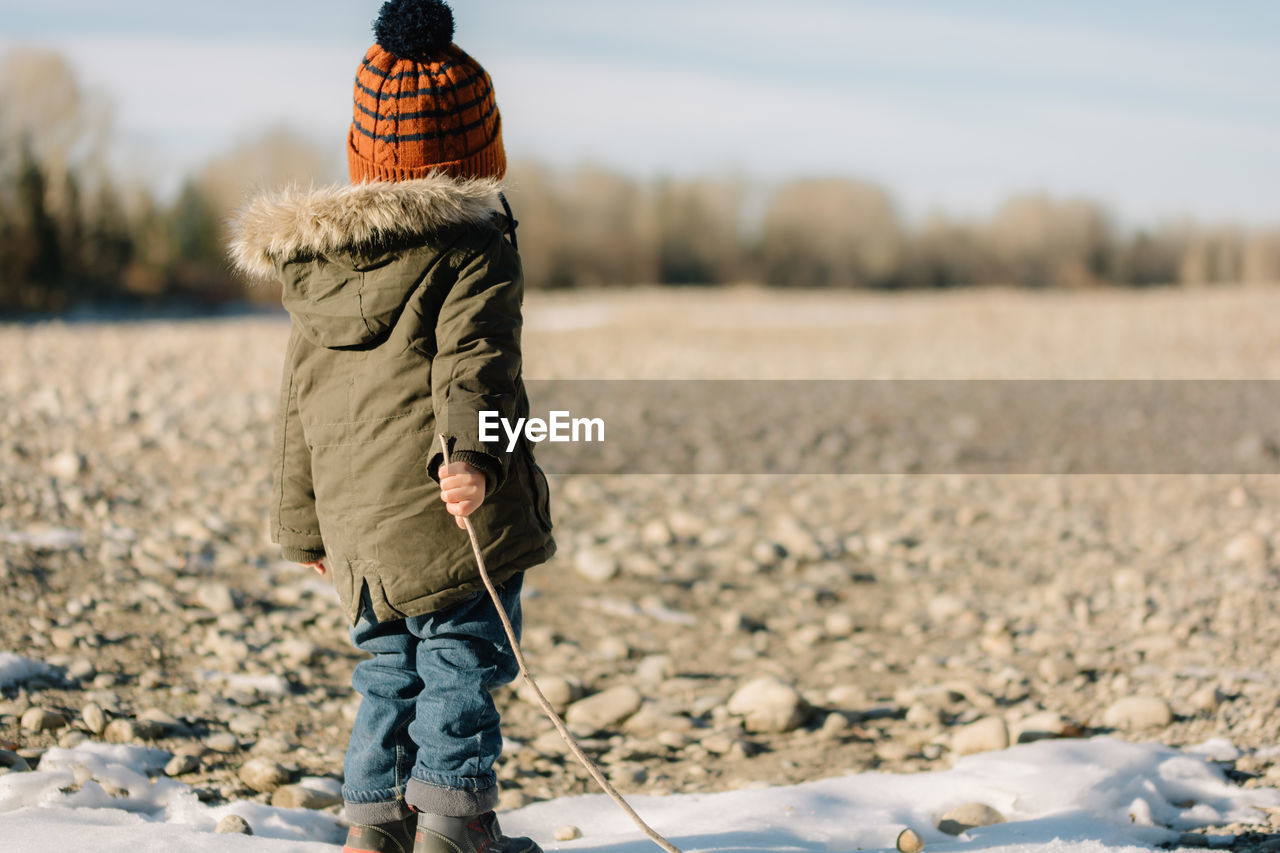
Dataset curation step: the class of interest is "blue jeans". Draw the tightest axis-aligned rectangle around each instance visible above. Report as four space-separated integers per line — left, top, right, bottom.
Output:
342 575 523 822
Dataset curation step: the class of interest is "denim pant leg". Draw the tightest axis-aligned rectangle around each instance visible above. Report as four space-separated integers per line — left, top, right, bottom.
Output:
403 575 523 817
343 591 422 823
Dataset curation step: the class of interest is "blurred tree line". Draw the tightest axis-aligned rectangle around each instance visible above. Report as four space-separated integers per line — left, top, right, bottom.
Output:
2 48 1278 314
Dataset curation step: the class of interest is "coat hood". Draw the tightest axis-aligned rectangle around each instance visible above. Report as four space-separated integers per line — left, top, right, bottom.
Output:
227 173 504 348
228 173 505 280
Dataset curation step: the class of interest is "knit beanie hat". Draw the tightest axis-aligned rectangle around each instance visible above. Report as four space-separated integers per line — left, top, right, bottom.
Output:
348 0 506 183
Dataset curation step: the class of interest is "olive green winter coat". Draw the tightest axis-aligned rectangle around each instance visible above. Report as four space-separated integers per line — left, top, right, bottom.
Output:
229 174 555 624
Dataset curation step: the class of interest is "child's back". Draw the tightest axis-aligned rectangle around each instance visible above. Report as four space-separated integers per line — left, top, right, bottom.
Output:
229 3 554 851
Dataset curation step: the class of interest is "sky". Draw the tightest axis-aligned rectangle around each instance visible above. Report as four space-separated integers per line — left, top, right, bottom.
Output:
1 0 1278 226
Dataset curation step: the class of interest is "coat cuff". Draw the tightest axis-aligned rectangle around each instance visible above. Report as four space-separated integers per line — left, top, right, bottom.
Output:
282 545 326 563
428 442 504 493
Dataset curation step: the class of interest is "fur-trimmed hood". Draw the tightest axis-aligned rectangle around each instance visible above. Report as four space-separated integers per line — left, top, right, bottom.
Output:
228 173 504 280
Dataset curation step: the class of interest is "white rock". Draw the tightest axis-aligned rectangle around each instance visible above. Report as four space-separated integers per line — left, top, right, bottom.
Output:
518 676 581 713
574 548 620 582
554 826 583 842
271 783 342 809
565 686 643 730
45 451 85 481
81 702 106 735
951 716 1009 756
727 677 808 733
1224 532 1270 566
215 815 253 835
165 753 201 776
1103 696 1173 730
20 707 66 732
938 802 1005 835
239 757 290 793
196 582 239 614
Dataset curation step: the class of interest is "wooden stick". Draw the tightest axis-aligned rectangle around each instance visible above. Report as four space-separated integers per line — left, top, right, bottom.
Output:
440 435 683 853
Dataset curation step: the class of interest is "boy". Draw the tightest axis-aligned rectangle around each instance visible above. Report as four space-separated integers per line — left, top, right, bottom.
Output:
229 2 555 851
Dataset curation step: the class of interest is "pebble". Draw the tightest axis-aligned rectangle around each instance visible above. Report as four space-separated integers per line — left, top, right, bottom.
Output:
271 783 343 809
518 676 581 712
1102 696 1173 730
1011 711 1082 744
206 732 240 753
951 716 1009 756
896 827 925 853
554 825 584 842
215 815 254 835
21 707 67 732
238 757 291 793
565 686 643 730
1190 686 1224 713
165 753 201 776
726 677 808 733
196 582 239 614
573 548 620 582
229 712 268 736
1223 532 1269 566
937 803 1006 835
45 450 85 480
0 749 30 773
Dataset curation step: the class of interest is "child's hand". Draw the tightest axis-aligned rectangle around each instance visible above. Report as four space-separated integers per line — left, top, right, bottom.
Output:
439 461 487 529
301 559 326 575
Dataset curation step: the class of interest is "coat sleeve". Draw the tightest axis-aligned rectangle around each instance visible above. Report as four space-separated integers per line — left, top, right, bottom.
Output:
271 328 326 562
428 227 524 492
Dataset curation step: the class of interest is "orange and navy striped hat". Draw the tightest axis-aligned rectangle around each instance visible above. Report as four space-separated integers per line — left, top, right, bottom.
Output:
348 0 506 184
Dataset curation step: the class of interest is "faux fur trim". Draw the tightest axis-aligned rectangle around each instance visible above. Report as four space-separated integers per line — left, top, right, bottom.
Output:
228 173 504 279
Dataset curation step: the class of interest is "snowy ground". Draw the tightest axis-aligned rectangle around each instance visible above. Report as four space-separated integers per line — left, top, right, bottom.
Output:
2 711 1277 853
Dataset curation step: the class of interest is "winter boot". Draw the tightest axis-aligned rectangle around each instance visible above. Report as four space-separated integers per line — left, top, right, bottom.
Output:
413 811 542 853
343 814 418 853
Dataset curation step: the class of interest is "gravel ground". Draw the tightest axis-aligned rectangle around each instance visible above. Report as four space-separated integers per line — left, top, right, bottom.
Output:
1 285 1278 843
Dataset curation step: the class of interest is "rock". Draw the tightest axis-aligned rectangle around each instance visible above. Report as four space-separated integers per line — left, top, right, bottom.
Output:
938 802 1006 835
45 450 85 480
229 712 268 736
165 753 201 776
49 628 78 650
277 638 320 665
206 732 240 753
0 749 30 772
906 703 943 726
215 815 254 835
66 658 96 682
518 676 581 713
103 717 162 742
137 707 185 734
951 716 1010 756
573 548 619 582
58 730 88 748
565 686 643 730
1224 532 1269 566
1012 711 1083 743
896 827 925 853
726 677 808 733
1036 655 1078 685
1103 696 1173 730
195 582 239 615
554 825 583 842
271 783 343 809
1191 686 1224 713
635 654 674 683
238 757 291 793
21 707 67 732
640 520 673 548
